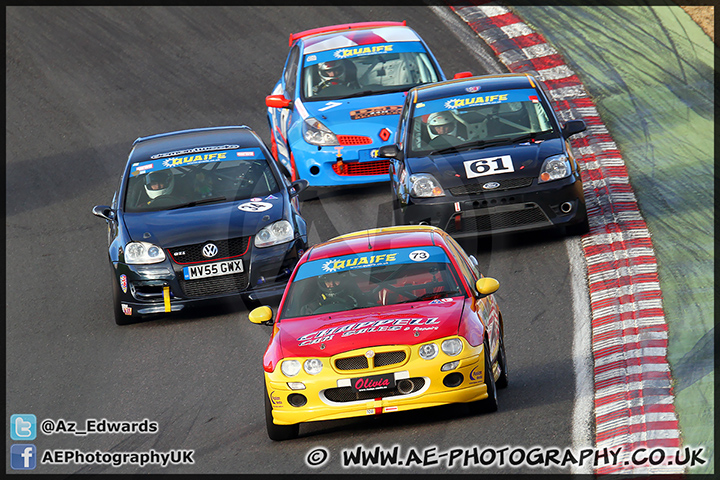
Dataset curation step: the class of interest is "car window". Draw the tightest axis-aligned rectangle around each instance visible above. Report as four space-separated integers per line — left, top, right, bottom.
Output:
445 236 479 284
408 88 558 156
284 45 300 99
280 246 463 319
300 42 440 101
123 147 279 213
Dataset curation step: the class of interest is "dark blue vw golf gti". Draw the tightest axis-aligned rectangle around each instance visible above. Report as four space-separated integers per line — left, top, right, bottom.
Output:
92 126 309 325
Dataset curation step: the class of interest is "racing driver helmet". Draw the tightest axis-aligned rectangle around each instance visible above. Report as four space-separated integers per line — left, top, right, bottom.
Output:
144 169 175 199
318 61 346 83
317 273 347 300
427 111 458 139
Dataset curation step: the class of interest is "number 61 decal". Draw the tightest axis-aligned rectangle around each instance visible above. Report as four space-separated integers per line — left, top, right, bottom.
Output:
463 155 514 179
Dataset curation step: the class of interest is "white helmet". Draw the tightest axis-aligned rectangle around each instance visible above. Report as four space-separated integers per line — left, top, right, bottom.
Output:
318 61 346 82
144 169 174 199
427 111 458 139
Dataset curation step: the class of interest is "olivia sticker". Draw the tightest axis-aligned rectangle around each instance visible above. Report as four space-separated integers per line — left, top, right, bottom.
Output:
119 274 128 293
238 201 272 212
121 304 132 315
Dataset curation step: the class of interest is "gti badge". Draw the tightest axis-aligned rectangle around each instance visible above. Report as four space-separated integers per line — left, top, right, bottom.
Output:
202 243 218 258
483 182 501 190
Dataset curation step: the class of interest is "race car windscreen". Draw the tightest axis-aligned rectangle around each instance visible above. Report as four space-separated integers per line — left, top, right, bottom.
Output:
123 147 280 212
409 88 556 156
301 42 440 101
279 246 464 319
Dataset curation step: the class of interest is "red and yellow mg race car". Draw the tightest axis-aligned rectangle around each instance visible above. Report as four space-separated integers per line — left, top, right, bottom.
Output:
249 225 507 440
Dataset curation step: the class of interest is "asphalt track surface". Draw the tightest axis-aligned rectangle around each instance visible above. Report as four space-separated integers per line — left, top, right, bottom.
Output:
7 6 586 474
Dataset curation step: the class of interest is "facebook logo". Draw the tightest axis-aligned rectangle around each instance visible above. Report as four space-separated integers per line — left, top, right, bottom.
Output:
10 414 36 440
11 444 36 470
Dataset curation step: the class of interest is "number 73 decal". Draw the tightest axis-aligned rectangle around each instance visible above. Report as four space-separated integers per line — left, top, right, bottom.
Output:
463 155 514 179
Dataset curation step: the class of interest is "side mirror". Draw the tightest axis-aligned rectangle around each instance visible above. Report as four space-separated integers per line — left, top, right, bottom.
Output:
265 94 292 109
561 119 586 139
249 306 274 325
453 71 473 79
377 144 403 160
475 277 499 298
288 179 309 197
92 205 114 221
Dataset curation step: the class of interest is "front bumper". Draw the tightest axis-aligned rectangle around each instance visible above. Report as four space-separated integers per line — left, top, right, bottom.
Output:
292 142 391 187
265 340 489 426
113 236 305 317
398 174 586 238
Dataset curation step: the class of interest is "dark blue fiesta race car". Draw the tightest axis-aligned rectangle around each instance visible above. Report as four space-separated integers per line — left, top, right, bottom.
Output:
265 21 447 193
92 126 309 325
380 73 589 238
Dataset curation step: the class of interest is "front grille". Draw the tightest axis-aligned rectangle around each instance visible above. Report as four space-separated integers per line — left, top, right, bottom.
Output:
179 271 249 298
337 135 372 146
332 160 390 176
445 205 551 233
323 377 425 402
449 177 534 196
168 237 249 264
374 351 407 368
335 356 369 371
334 350 407 371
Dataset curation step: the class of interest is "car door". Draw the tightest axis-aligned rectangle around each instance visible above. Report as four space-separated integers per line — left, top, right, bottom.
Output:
269 44 301 177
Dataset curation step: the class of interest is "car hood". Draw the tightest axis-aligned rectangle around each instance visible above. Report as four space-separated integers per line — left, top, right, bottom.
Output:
407 137 565 188
121 197 285 247
303 91 406 136
277 298 465 358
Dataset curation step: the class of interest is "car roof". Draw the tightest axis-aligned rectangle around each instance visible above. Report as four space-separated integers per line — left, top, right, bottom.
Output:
295 22 424 55
129 126 260 163
412 73 539 103
304 225 450 262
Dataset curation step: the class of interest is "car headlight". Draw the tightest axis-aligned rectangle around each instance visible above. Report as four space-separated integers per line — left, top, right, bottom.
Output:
409 174 445 198
441 338 463 356
538 154 571 183
281 360 301 377
124 241 166 264
255 220 294 248
303 117 339 146
303 359 323 375
418 343 439 360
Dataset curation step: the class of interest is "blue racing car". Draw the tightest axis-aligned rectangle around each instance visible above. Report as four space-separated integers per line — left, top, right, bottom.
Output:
265 21 448 193
92 126 309 324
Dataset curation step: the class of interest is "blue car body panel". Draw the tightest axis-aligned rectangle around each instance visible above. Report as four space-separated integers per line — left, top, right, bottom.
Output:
267 23 446 188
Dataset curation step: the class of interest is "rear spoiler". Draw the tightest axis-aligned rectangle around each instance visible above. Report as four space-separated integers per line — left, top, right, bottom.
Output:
289 21 406 46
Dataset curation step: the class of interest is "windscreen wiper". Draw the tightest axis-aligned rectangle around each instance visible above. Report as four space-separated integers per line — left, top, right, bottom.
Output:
339 87 403 99
399 290 461 304
507 129 553 144
167 196 227 210
430 138 513 155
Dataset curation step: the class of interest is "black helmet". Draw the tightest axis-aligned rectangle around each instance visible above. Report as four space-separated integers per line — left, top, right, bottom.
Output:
317 273 346 299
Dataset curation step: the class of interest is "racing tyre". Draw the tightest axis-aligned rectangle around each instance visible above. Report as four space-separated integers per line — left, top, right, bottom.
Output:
111 269 135 326
241 294 262 311
496 335 508 389
470 341 498 413
299 187 318 202
264 385 299 441
565 215 589 236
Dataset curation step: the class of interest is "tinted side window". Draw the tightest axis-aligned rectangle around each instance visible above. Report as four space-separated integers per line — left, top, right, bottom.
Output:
284 46 300 99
